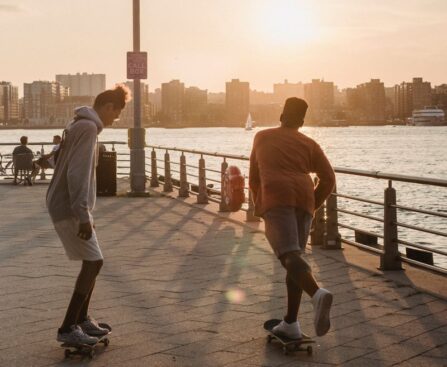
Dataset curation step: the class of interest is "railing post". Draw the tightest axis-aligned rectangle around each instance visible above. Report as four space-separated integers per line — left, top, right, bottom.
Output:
40 145 46 180
246 189 260 222
219 159 230 211
112 143 116 152
324 185 342 249
150 149 159 187
163 150 173 192
381 180 402 270
197 155 208 204
311 204 325 247
178 152 189 197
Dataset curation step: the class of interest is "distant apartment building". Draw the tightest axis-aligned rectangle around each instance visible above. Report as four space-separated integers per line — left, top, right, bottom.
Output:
116 81 151 127
304 79 334 123
394 77 432 118
0 82 19 123
273 80 304 104
184 86 207 124
149 88 162 120
207 92 225 104
23 81 69 126
161 80 185 125
346 79 386 122
56 73 106 97
225 79 249 125
250 90 275 105
432 84 447 115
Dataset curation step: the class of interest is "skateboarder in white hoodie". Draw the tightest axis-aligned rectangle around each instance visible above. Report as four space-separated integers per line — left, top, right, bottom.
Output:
47 85 130 345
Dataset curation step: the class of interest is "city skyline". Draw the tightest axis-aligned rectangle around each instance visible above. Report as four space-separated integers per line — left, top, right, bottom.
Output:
1 0 447 94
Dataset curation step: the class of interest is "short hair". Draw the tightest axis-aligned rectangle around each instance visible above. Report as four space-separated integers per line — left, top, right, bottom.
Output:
54 135 62 140
280 97 308 128
93 84 131 110
20 136 28 145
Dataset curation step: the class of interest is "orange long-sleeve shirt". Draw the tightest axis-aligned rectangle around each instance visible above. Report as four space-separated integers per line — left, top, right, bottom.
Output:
249 127 336 217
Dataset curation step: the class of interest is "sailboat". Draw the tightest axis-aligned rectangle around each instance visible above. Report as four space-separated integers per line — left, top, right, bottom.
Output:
245 113 253 131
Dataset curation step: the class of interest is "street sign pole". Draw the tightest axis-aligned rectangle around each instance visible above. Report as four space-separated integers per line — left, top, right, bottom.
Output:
128 0 149 196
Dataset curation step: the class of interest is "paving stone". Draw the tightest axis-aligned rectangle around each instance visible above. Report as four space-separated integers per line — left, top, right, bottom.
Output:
1 182 446 367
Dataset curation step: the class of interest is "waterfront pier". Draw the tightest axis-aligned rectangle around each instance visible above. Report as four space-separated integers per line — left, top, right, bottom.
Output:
1 149 446 366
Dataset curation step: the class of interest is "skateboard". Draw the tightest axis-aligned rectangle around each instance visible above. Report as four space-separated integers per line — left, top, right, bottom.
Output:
264 319 315 355
61 323 112 359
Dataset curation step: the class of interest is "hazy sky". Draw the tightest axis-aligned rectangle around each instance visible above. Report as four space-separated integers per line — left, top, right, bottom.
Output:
1 0 446 95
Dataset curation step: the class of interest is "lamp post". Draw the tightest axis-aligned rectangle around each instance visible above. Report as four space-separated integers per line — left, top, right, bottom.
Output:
128 0 149 196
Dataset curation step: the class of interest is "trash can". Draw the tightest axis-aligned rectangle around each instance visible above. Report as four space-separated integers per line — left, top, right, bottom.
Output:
97 151 117 196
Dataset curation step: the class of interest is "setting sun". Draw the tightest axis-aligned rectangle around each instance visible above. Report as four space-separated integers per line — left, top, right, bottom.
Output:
257 1 319 45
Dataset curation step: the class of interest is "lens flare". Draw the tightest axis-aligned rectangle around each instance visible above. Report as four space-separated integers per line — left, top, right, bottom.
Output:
225 288 246 304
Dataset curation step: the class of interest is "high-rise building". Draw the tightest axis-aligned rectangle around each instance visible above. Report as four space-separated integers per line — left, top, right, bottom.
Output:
161 80 185 125
149 88 162 120
394 77 432 119
116 81 151 127
184 86 207 124
304 79 334 123
432 84 447 115
273 80 304 103
56 73 106 97
0 82 19 122
23 81 69 126
346 79 386 122
225 79 249 125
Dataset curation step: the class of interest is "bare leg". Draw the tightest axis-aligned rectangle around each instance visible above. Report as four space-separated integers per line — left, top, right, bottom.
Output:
284 274 303 324
60 260 102 331
280 251 319 297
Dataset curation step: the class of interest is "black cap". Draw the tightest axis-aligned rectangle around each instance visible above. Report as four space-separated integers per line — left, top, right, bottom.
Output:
280 97 308 128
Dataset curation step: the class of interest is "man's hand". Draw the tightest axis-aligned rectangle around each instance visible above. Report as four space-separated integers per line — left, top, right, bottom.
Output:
78 222 93 241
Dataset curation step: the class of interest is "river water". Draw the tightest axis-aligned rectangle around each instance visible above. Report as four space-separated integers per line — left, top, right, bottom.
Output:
1 125 446 267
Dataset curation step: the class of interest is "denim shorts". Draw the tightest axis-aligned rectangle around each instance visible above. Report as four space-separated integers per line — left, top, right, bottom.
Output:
263 206 313 259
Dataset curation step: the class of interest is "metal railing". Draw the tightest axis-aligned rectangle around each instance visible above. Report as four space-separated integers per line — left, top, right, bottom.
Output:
145 144 447 275
2 140 446 275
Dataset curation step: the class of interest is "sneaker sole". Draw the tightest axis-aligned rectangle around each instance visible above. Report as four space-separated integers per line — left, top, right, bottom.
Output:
315 292 333 336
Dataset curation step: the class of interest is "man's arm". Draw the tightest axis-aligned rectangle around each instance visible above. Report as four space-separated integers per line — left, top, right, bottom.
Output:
67 123 97 228
312 143 336 210
249 138 260 202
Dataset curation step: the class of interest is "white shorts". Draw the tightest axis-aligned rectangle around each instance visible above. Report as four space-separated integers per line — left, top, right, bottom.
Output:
53 218 103 261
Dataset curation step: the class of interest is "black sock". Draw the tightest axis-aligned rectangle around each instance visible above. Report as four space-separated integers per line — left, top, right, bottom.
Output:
60 291 87 332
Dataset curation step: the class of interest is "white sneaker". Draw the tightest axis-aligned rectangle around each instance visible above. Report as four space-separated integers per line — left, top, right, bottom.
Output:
79 316 109 336
272 320 303 340
57 325 99 345
312 288 333 336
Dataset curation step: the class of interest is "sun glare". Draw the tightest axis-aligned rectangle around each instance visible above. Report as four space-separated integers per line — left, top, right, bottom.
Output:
258 1 318 45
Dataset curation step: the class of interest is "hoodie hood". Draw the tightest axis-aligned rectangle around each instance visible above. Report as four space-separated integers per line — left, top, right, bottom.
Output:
73 106 104 134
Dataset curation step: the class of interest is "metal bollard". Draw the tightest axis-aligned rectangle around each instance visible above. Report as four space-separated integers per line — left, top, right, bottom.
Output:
178 153 189 197
40 145 46 180
381 180 402 270
310 204 325 247
324 185 342 249
246 189 260 222
150 149 159 188
219 159 230 211
163 150 173 192
197 155 208 204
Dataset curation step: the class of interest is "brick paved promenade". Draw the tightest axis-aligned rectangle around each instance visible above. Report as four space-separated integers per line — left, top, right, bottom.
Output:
0 181 446 367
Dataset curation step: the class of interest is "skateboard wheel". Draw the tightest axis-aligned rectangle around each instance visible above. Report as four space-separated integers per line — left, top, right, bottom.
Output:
307 346 313 355
104 338 110 347
89 350 95 359
64 349 71 359
282 346 289 355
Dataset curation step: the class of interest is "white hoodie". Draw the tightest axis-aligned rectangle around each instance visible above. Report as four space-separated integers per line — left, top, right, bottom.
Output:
46 106 104 223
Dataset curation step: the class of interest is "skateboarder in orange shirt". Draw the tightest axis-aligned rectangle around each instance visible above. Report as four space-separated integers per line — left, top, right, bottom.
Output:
249 97 336 339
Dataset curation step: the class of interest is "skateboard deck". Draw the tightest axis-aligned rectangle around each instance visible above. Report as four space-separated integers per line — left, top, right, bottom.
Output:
264 319 315 355
61 323 112 359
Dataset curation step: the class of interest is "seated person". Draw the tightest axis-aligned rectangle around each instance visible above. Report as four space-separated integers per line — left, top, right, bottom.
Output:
34 135 62 171
12 136 36 184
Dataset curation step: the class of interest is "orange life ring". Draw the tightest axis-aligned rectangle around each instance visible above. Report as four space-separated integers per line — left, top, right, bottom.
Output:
223 166 245 212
